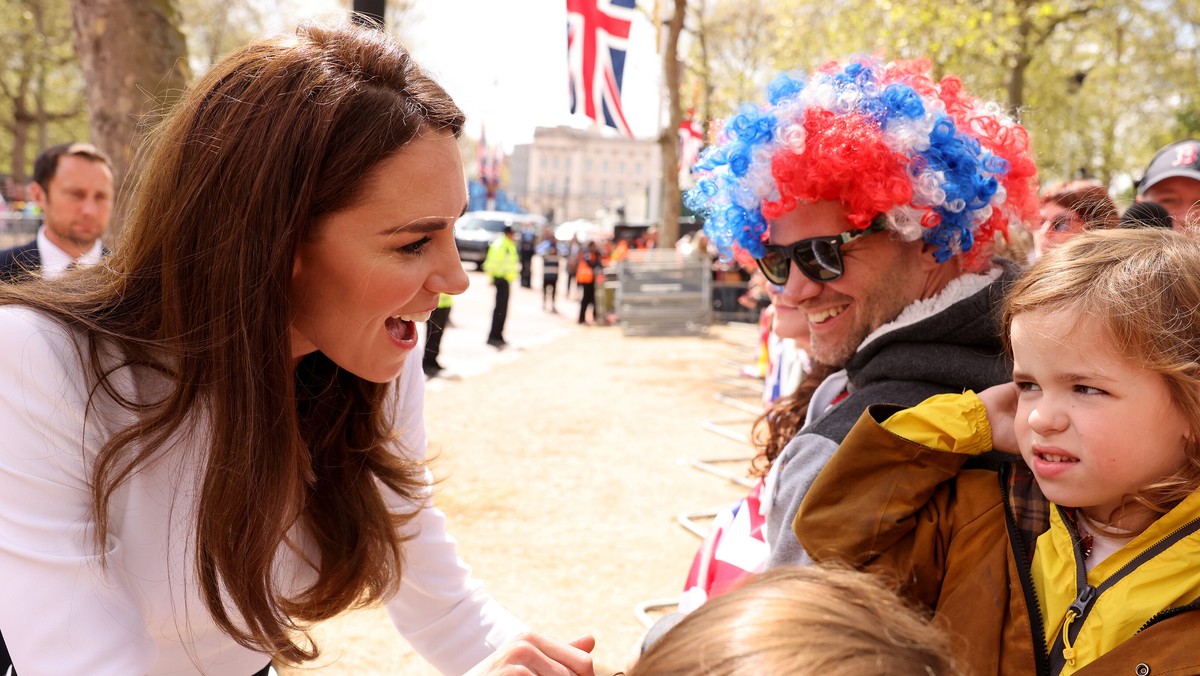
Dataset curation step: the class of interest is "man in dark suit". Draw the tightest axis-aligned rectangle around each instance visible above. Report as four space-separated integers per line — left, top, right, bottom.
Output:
0 142 113 283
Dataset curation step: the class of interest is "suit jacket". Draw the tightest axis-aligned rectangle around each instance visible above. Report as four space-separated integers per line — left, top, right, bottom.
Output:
0 240 40 283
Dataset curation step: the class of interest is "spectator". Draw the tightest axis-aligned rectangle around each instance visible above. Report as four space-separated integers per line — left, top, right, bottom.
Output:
1030 179 1118 261
799 228 1200 673
575 240 601 325
1136 139 1200 230
536 230 562 313
685 56 1040 566
517 225 536 288
1119 200 1174 229
0 142 113 283
483 225 519 349
0 23 593 676
565 233 581 298
423 292 453 378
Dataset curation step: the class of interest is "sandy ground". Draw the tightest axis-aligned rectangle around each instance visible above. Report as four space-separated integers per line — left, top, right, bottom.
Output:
278 274 762 676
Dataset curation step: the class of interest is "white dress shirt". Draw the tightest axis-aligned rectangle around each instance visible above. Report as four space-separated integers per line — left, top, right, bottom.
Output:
35 225 105 280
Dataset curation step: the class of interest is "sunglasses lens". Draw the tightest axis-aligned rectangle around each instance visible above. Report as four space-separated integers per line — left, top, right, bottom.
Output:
757 248 790 285
798 240 843 281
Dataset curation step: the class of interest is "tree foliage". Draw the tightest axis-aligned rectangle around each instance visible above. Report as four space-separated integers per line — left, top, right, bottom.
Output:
0 0 88 183
681 0 1200 189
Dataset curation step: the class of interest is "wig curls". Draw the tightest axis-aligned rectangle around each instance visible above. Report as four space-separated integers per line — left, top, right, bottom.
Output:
686 57 1040 265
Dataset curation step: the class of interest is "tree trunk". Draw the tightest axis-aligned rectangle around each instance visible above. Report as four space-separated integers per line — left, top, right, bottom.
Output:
8 74 33 184
658 0 686 248
68 0 190 238
1006 15 1032 116
10 120 30 186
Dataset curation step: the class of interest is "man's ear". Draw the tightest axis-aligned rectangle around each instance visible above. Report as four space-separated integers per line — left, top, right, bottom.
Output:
29 182 48 209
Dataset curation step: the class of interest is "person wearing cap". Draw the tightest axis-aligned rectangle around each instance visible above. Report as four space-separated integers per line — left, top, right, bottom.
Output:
1137 139 1200 230
0 142 113 283
686 56 1041 566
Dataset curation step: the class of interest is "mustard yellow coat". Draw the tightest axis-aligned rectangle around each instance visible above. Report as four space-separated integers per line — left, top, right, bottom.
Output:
797 401 1200 676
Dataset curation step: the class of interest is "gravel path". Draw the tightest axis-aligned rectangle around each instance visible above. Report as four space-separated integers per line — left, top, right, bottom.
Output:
279 318 761 675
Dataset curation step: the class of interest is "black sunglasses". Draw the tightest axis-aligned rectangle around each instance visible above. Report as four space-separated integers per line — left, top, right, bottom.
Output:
756 215 889 285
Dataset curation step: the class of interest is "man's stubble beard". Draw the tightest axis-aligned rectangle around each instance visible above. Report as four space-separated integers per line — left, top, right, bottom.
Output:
806 257 921 371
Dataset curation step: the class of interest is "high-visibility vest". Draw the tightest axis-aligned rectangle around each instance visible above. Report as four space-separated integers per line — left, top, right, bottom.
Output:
483 236 519 281
576 257 595 284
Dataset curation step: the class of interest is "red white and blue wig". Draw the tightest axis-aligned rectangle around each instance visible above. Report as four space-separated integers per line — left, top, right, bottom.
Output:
686 57 1040 268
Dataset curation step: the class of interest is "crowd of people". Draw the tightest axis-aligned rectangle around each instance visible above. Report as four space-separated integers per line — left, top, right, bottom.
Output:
666 56 1200 675
1 18 1199 676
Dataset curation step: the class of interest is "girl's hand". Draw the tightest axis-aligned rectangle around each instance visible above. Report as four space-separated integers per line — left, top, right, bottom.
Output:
977 382 1020 454
466 633 595 676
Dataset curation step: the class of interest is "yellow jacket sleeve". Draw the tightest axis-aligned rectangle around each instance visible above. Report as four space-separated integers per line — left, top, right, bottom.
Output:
881 391 993 455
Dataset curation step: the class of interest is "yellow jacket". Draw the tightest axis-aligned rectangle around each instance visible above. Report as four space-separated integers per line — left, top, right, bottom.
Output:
798 393 1200 675
483 235 519 282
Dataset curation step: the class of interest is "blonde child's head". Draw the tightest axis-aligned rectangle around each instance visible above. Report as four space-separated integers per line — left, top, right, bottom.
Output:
627 566 957 676
1002 228 1200 520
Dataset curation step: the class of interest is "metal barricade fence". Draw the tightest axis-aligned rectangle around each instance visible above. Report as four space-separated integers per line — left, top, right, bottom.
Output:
0 214 41 249
615 249 711 336
711 280 761 324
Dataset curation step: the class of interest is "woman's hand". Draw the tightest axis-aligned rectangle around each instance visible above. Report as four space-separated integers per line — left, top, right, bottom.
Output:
977 382 1020 454
466 633 595 676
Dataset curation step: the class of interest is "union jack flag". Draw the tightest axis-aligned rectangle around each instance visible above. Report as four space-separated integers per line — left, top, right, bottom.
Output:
566 0 636 137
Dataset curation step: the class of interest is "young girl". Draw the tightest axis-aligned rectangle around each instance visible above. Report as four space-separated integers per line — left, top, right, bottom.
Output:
797 228 1200 674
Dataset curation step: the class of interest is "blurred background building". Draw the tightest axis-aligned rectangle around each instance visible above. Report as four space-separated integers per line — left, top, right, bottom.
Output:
509 126 660 224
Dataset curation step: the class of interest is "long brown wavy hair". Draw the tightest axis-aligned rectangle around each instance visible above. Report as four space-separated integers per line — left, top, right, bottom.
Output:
0 23 464 662
749 361 837 477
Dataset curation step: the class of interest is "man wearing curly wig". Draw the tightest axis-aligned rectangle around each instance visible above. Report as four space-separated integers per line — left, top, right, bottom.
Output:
686 58 1042 566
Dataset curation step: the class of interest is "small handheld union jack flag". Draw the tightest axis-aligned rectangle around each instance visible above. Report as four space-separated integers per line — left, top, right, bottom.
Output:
566 0 636 137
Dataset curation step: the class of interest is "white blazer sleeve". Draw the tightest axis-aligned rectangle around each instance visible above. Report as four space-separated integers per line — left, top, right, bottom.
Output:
0 307 158 674
382 350 526 675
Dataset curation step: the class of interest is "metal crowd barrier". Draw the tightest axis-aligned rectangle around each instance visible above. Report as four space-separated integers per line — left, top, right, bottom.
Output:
0 214 41 249
711 280 762 324
615 249 712 337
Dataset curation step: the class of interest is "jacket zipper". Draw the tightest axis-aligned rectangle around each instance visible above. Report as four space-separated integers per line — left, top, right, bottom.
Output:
1137 593 1200 632
1047 512 1200 673
998 464 1051 676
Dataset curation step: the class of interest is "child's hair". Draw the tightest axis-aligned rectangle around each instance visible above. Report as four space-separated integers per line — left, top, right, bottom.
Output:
627 566 958 676
1002 228 1200 515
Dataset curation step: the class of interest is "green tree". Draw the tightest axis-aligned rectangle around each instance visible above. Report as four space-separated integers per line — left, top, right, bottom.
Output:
181 0 268 74
0 0 87 183
681 0 1200 193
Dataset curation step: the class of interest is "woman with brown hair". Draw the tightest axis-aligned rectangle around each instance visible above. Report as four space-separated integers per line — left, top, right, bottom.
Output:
0 23 593 676
1031 179 1119 260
